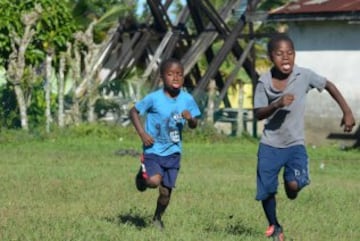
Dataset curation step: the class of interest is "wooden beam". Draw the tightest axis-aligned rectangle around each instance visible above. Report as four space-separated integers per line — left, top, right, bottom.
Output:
191 0 262 100
187 0 231 106
193 17 247 98
216 39 255 108
147 0 173 32
199 0 259 83
181 0 239 75
104 31 152 83
102 32 142 82
199 0 230 36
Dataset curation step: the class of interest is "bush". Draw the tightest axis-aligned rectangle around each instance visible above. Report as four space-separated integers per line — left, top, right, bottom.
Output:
0 121 258 145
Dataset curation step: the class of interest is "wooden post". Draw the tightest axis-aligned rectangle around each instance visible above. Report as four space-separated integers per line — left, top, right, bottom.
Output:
237 83 244 136
206 79 216 123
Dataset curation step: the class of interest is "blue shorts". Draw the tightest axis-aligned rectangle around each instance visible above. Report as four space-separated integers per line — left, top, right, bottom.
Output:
256 143 310 201
143 153 181 188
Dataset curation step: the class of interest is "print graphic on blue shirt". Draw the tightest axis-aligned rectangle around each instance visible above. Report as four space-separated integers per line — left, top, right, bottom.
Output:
168 112 182 143
153 111 183 144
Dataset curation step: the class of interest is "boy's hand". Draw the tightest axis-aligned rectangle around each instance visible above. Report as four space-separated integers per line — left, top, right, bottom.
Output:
276 94 295 108
182 110 197 129
181 110 192 121
341 113 355 132
139 132 154 146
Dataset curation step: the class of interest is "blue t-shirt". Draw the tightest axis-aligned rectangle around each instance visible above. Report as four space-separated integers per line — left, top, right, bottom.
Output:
135 88 201 156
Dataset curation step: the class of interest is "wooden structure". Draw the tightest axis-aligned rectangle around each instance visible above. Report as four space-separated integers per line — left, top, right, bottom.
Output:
99 0 263 136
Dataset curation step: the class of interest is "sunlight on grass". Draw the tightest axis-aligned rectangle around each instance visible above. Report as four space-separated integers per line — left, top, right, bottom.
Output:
0 127 359 240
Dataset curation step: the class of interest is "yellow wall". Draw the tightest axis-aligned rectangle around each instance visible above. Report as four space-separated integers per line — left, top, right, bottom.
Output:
220 83 253 109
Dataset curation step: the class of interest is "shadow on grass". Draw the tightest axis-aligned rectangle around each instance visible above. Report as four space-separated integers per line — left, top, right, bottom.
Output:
225 223 257 236
205 218 259 237
104 212 148 229
327 125 360 149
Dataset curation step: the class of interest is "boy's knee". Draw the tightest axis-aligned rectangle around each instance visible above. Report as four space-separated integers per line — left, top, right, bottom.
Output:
159 186 170 197
285 181 299 200
158 185 171 205
146 174 162 188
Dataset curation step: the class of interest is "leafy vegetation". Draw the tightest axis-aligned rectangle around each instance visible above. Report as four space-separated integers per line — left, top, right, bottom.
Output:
0 0 76 65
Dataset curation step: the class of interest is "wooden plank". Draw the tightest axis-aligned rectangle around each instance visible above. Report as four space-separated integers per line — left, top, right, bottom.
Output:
193 17 247 97
192 0 262 98
200 0 230 36
104 31 151 83
102 31 142 83
200 0 259 84
147 0 173 32
181 0 240 75
187 1 225 79
216 39 255 107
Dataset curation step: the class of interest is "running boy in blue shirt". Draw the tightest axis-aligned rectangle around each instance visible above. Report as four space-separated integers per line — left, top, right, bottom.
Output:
129 58 201 230
254 33 355 241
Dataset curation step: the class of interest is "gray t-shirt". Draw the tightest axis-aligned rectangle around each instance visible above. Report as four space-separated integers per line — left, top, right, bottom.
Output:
254 65 326 148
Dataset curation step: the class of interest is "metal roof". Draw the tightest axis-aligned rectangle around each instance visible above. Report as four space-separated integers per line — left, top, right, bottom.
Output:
268 0 360 21
270 0 360 14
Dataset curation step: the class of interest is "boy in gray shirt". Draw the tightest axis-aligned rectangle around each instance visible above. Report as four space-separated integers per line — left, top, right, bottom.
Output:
254 33 355 241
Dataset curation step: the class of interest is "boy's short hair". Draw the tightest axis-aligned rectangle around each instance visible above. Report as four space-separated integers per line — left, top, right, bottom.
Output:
267 33 294 55
159 58 183 77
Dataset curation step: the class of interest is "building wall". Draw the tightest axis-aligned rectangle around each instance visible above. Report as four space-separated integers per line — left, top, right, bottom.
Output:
287 21 360 145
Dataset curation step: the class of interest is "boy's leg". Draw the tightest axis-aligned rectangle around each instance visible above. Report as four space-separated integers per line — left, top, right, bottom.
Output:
152 154 180 230
135 153 163 191
135 154 148 191
153 184 172 230
284 181 299 200
262 195 284 241
283 145 310 200
262 195 280 230
256 144 285 239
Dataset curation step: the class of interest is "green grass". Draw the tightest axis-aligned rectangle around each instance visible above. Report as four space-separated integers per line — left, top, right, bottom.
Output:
0 126 359 241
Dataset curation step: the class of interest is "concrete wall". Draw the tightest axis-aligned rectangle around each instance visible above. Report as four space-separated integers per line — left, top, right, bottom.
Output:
287 21 360 145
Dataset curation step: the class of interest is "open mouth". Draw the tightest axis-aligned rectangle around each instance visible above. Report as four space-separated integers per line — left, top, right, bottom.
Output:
172 83 181 89
282 63 291 71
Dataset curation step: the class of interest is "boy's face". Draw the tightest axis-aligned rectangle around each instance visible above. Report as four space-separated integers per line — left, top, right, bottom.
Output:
162 63 184 96
270 40 295 75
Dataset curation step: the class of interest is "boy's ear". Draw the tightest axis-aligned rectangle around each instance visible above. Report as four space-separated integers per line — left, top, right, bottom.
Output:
268 53 273 61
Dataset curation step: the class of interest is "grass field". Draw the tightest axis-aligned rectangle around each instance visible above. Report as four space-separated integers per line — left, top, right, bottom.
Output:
0 125 359 241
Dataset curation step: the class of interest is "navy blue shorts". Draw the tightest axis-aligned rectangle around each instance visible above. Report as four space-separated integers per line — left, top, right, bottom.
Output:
143 153 181 188
256 143 310 201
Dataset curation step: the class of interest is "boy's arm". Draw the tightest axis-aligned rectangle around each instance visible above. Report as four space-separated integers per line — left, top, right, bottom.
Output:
324 80 355 132
181 110 197 129
253 81 295 120
129 107 154 146
254 94 295 120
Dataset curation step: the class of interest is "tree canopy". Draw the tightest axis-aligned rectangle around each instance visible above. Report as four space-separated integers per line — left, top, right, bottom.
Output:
0 0 77 66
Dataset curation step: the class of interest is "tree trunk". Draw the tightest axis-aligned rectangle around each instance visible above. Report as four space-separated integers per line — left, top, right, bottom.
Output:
13 85 29 130
86 74 96 123
45 51 53 133
6 10 41 130
58 53 66 128
87 69 102 123
72 43 82 125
